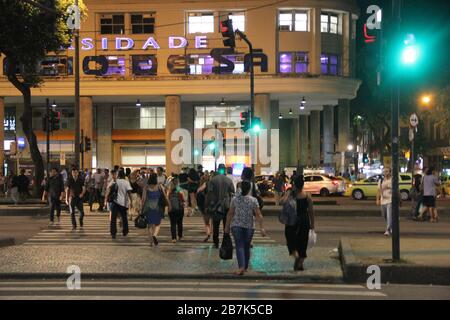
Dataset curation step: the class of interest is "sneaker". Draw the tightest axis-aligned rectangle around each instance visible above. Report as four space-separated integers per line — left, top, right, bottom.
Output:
72 226 77 231
152 236 159 246
172 239 177 244
49 221 54 226
384 231 390 236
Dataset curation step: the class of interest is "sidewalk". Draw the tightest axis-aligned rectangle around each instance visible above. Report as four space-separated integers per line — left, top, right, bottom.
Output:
339 237 450 285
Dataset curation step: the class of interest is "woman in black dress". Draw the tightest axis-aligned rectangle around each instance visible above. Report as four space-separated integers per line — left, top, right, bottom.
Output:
281 175 315 271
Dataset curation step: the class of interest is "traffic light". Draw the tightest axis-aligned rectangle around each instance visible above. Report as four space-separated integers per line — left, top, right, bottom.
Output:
240 111 249 131
50 110 61 131
363 153 369 164
401 34 419 65
84 136 91 152
251 117 261 133
220 19 235 48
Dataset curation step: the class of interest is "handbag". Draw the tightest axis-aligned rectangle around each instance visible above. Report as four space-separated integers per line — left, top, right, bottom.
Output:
219 233 233 260
134 213 147 229
279 196 298 226
307 229 317 249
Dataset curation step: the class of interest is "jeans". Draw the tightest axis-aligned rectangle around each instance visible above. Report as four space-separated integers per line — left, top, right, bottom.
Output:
231 226 255 270
213 215 227 246
381 203 392 233
49 196 61 222
69 196 84 228
111 203 129 236
169 210 184 239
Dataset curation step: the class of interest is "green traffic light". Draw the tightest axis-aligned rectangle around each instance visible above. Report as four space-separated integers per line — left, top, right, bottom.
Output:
401 45 419 65
208 142 215 150
194 149 200 156
252 124 261 133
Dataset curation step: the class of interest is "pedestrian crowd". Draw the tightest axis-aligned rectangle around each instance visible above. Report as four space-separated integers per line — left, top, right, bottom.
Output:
40 164 316 275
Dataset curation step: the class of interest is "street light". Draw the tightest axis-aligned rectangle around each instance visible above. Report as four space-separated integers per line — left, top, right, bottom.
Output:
278 113 283 119
421 95 431 105
136 99 142 107
347 144 354 151
289 108 293 115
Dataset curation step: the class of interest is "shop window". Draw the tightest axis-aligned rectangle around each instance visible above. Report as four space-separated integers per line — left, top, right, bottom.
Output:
121 146 166 167
188 12 214 34
100 14 125 34
39 56 73 76
321 54 339 75
113 106 165 129
278 10 308 32
321 12 339 34
132 55 157 75
188 54 214 75
131 13 155 34
101 55 126 76
195 105 249 129
279 52 308 73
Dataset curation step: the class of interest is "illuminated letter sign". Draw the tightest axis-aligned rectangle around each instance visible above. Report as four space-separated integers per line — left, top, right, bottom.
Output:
142 37 161 50
167 55 189 74
195 36 208 49
210 48 234 74
101 38 108 50
169 37 188 49
244 50 268 72
83 56 108 75
81 38 94 51
116 37 134 50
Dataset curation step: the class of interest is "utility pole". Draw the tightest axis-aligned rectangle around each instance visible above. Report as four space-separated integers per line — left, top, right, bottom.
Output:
46 98 51 175
391 0 402 262
80 129 84 172
74 0 81 169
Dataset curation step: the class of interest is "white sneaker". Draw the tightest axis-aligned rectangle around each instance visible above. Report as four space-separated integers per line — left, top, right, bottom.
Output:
384 231 390 236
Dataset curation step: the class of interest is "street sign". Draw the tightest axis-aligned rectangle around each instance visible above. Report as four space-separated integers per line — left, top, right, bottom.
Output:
409 113 419 127
409 128 415 142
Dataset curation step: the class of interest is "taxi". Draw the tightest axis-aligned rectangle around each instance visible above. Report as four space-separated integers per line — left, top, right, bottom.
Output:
344 173 413 201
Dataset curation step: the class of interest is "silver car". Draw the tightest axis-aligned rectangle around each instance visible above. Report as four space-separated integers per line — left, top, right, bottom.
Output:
303 175 345 196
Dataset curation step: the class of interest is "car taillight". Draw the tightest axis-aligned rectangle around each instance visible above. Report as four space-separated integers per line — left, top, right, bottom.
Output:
332 181 339 186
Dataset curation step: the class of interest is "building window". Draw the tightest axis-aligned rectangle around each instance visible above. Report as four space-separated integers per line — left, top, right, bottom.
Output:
113 106 165 129
321 13 338 34
195 105 249 129
279 10 308 31
39 56 73 76
228 12 245 31
101 55 126 76
131 13 155 34
279 52 309 73
131 55 157 75
321 54 339 75
188 54 214 75
100 14 125 34
188 12 214 34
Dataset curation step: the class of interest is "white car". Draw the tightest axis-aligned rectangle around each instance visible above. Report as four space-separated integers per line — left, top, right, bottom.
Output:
303 175 345 196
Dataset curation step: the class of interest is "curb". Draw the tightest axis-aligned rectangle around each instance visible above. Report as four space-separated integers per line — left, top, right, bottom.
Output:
0 272 344 283
0 238 15 247
262 208 450 217
339 237 450 286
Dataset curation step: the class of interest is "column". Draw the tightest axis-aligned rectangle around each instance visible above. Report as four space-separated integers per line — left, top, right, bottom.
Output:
254 93 271 175
80 96 93 169
323 105 335 168
0 97 4 173
270 100 280 173
338 99 350 174
342 13 351 77
181 102 195 166
310 8 322 75
96 104 113 169
165 95 182 175
299 115 309 167
310 111 321 166
15 103 30 159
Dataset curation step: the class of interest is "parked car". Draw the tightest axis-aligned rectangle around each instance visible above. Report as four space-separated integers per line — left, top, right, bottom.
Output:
303 174 345 196
255 175 275 197
440 175 450 196
344 173 412 200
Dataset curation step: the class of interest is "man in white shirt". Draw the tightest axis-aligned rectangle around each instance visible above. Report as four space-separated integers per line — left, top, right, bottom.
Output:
108 169 132 239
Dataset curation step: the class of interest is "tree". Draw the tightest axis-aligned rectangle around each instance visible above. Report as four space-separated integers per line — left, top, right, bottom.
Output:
0 0 86 196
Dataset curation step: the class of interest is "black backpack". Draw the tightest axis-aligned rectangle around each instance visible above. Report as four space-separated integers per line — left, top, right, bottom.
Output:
107 183 118 203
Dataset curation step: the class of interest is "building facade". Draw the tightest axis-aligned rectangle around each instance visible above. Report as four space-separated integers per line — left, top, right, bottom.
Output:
0 0 361 175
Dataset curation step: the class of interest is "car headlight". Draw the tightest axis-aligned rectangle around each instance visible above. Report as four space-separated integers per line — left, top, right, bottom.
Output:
348 184 353 188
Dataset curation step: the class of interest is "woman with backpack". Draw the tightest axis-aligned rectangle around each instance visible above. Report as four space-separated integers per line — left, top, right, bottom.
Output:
141 173 169 247
128 170 142 221
280 175 315 271
167 178 186 243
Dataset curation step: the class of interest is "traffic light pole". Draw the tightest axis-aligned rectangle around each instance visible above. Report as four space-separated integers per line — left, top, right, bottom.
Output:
80 129 84 172
391 0 401 262
74 0 81 169
46 98 50 176
235 30 255 171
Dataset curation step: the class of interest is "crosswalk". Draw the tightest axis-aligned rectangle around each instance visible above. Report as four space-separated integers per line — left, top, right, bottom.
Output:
23 212 277 248
0 279 387 300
